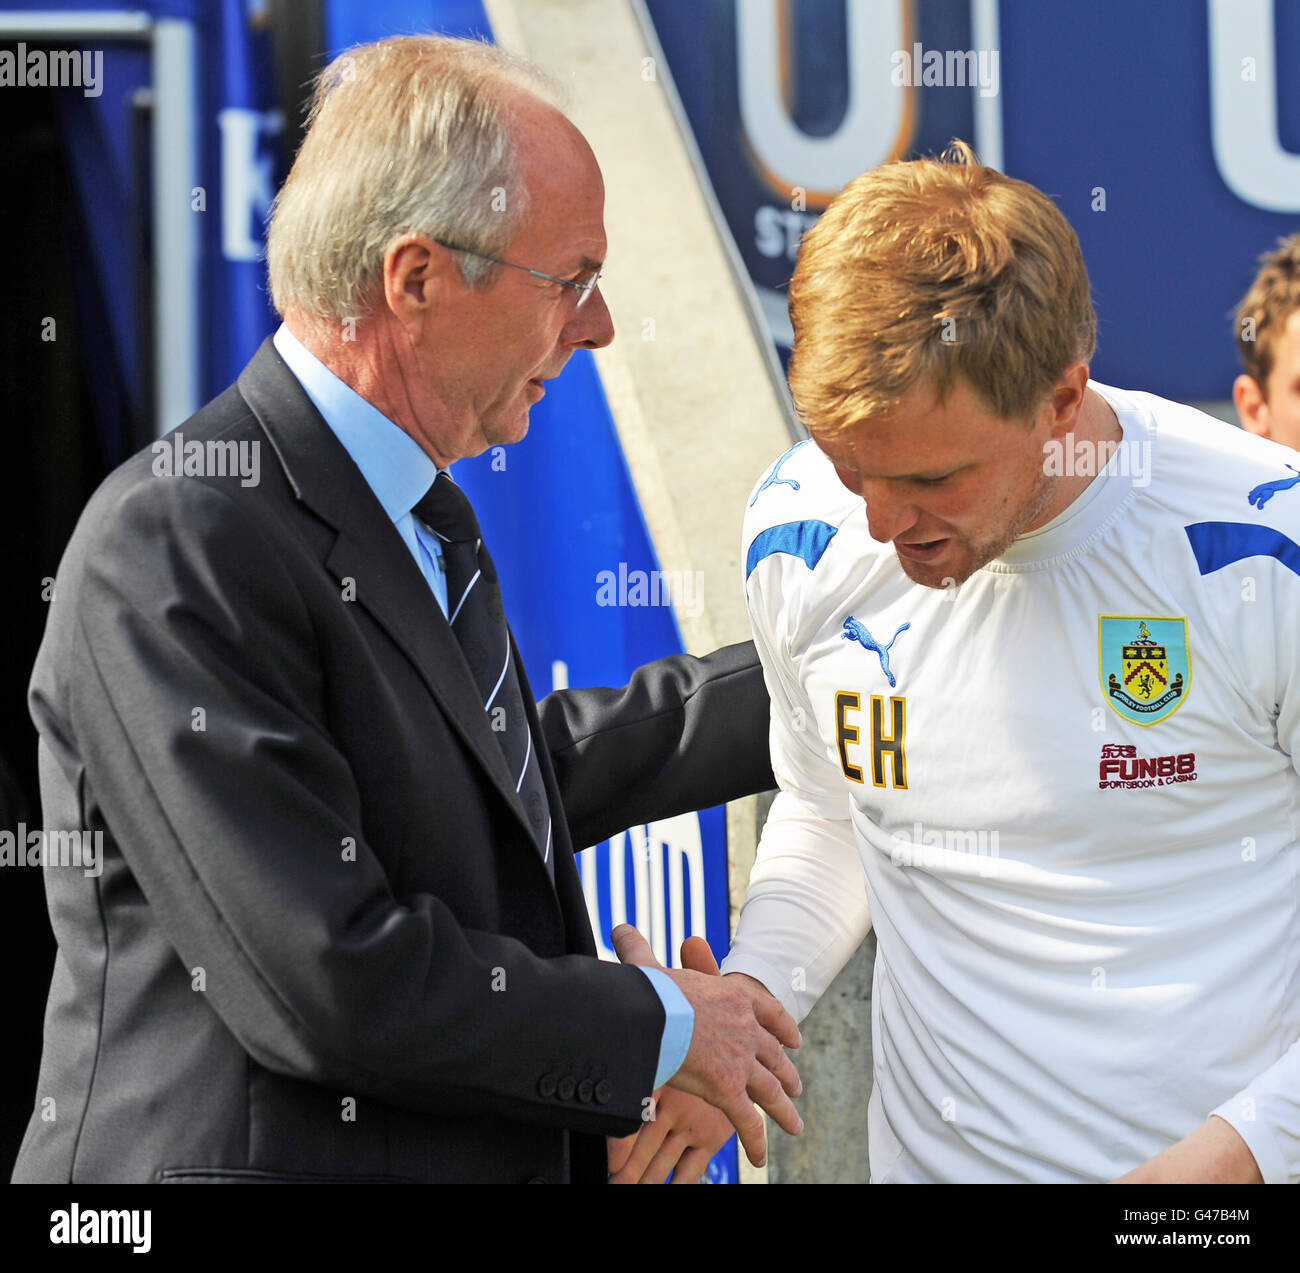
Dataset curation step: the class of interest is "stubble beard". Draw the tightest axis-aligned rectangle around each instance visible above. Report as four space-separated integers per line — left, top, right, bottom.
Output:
896 468 1058 589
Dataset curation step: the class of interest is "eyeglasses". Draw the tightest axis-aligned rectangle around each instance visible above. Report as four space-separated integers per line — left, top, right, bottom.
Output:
434 239 603 309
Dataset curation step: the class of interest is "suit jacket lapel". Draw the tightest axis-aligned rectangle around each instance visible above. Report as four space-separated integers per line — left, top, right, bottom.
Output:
235 338 547 859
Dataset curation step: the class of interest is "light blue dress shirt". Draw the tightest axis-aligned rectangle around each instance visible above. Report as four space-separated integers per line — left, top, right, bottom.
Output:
271 324 693 1090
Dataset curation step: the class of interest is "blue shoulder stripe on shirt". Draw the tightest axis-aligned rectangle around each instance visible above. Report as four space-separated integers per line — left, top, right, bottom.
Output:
1184 521 1300 579
746 520 839 580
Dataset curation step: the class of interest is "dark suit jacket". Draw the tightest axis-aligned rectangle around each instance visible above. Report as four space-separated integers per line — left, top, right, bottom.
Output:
13 339 774 1184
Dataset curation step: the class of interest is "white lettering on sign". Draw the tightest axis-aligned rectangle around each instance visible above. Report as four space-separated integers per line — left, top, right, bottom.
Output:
737 0 911 201
217 107 285 261
1208 0 1300 212
581 814 708 967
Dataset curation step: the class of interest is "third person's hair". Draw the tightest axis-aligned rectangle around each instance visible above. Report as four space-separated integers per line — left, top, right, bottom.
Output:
1235 232 1300 391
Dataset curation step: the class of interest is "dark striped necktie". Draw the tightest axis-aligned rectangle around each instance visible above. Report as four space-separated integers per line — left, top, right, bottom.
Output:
414 473 553 878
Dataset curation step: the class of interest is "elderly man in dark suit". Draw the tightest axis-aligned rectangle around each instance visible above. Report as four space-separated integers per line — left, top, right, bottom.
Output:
13 34 799 1185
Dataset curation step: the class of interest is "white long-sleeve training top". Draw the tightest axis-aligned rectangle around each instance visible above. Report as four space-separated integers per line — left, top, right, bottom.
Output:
723 383 1300 1183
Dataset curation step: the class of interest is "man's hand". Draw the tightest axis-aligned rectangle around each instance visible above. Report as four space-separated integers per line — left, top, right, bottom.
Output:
611 924 802 1169
1111 1116 1264 1183
607 1084 734 1184
607 937 736 1183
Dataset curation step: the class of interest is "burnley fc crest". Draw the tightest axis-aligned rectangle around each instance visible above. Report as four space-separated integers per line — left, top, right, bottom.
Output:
1098 616 1191 726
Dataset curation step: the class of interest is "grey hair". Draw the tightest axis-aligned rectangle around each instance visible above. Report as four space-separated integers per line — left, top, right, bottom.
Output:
266 35 565 323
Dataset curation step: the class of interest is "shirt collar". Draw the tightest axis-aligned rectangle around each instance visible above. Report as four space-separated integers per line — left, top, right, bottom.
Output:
272 322 440 521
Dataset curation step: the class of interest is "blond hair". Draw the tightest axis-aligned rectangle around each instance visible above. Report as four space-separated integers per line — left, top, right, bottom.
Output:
266 35 562 325
1235 232 1300 391
788 141 1096 433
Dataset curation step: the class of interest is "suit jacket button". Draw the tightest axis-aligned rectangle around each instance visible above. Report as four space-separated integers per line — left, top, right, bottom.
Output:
594 1080 612 1104
577 1079 595 1103
558 1077 576 1100
538 1074 558 1098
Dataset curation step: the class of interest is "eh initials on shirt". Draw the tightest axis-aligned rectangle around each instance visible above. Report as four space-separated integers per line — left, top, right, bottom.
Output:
835 691 907 788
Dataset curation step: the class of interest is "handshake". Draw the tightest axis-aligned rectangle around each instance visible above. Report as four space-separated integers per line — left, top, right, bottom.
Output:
607 924 804 1184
